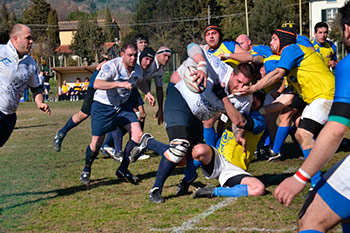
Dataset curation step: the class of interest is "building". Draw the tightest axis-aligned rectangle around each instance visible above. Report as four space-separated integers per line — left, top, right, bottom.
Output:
309 0 345 37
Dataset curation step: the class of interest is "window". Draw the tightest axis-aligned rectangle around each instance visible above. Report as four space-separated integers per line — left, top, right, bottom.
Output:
321 8 338 22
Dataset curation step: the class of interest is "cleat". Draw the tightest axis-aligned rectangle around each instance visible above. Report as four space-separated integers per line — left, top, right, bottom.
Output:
116 169 139 184
138 154 150 160
257 146 271 161
149 187 165 203
80 171 90 185
129 133 153 163
268 151 281 162
53 131 66 152
100 146 114 158
176 174 198 196
112 151 123 162
193 186 215 198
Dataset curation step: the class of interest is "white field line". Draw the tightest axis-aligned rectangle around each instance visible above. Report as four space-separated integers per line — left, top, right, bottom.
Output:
150 167 299 233
16 117 38 122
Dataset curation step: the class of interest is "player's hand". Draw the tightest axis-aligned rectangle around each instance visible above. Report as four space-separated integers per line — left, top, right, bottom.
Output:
145 92 155 107
233 85 255 96
274 176 306 207
38 103 51 115
218 53 230 61
155 108 164 125
117 81 132 90
236 136 246 152
192 69 207 88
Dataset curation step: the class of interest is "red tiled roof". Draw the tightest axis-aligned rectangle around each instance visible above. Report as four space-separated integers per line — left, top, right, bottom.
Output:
58 19 117 31
104 42 116 50
55 45 72 54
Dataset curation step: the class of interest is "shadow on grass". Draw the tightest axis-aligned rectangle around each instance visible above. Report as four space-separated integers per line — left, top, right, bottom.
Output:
14 123 58 130
0 177 124 215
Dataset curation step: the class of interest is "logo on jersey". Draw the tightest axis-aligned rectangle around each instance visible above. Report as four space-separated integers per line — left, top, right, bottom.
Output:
1 58 12 66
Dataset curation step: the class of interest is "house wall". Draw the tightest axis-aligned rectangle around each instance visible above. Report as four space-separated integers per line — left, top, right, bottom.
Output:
309 0 345 38
59 31 76 45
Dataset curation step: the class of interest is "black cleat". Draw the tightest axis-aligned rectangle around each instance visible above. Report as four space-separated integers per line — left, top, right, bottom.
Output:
80 171 90 185
116 169 139 184
176 174 198 196
112 151 123 162
149 187 165 203
193 186 215 198
53 131 66 152
129 133 153 163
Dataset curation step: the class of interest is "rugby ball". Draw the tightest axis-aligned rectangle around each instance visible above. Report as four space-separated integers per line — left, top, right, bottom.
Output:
183 66 205 93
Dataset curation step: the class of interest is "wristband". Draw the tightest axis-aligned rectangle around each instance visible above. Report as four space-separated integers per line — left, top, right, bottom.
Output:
197 65 207 74
293 168 311 185
224 53 230 59
198 61 207 67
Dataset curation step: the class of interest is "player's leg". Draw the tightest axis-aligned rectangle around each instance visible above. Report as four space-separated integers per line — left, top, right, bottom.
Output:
298 156 350 232
53 88 95 152
0 112 16 147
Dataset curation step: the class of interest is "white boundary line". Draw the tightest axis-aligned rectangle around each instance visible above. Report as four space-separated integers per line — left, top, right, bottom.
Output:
150 167 299 233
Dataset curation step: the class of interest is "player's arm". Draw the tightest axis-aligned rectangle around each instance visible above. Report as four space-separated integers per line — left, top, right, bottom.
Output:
136 79 155 107
155 86 164 124
236 67 286 95
274 121 347 207
187 43 208 87
259 93 294 115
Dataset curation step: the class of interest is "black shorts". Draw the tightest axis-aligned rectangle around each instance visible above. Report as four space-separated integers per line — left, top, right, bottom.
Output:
80 87 96 115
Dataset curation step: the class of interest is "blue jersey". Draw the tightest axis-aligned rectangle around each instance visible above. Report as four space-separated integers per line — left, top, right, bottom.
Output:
328 54 350 127
297 35 313 47
252 45 272 58
88 70 99 88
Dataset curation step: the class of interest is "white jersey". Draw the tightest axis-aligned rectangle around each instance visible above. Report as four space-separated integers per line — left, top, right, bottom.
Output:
93 57 143 107
143 58 163 87
175 49 252 121
0 41 41 115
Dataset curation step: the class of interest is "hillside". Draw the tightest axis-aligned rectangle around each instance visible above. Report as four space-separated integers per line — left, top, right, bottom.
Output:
4 0 137 20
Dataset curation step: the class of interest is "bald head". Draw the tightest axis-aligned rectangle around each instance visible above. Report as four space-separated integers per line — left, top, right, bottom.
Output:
9 24 33 56
236 34 252 51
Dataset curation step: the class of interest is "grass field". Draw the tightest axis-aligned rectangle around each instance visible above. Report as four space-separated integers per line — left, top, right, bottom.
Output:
1 100 348 232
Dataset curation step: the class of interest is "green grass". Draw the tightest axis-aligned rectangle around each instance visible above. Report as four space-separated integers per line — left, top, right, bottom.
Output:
0 100 347 232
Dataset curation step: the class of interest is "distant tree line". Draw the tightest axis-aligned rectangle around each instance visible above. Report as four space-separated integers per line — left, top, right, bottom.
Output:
1 0 313 64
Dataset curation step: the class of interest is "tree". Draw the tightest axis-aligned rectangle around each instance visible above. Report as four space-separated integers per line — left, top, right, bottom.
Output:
218 0 246 40
22 0 51 38
0 2 10 43
71 17 106 64
47 9 60 49
104 6 116 42
249 0 292 45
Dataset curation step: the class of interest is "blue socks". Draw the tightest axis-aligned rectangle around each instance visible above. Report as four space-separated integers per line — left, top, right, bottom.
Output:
112 128 124 153
60 117 78 135
203 126 216 147
118 139 136 172
153 155 176 189
147 138 169 155
299 230 323 233
272 126 290 153
302 148 322 187
83 145 99 172
213 184 248 197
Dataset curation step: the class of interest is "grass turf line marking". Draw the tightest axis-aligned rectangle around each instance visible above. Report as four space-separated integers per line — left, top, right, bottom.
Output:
150 167 299 232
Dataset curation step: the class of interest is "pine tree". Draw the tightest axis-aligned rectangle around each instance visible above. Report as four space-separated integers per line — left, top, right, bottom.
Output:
71 17 106 64
47 9 60 48
0 2 10 44
104 6 116 42
22 0 51 38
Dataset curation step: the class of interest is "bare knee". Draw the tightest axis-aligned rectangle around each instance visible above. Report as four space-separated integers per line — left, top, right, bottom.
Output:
192 144 212 165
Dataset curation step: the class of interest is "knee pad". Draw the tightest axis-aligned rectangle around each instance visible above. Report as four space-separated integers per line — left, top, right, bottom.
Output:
166 139 190 163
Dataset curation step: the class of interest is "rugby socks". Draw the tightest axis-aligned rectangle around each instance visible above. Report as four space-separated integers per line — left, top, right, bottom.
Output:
213 184 248 197
112 128 124 153
183 156 198 182
83 145 99 172
118 140 137 172
272 126 290 154
153 155 176 189
147 138 169 155
299 230 323 233
264 135 271 147
103 132 114 148
203 126 216 147
302 148 322 187
60 117 78 135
